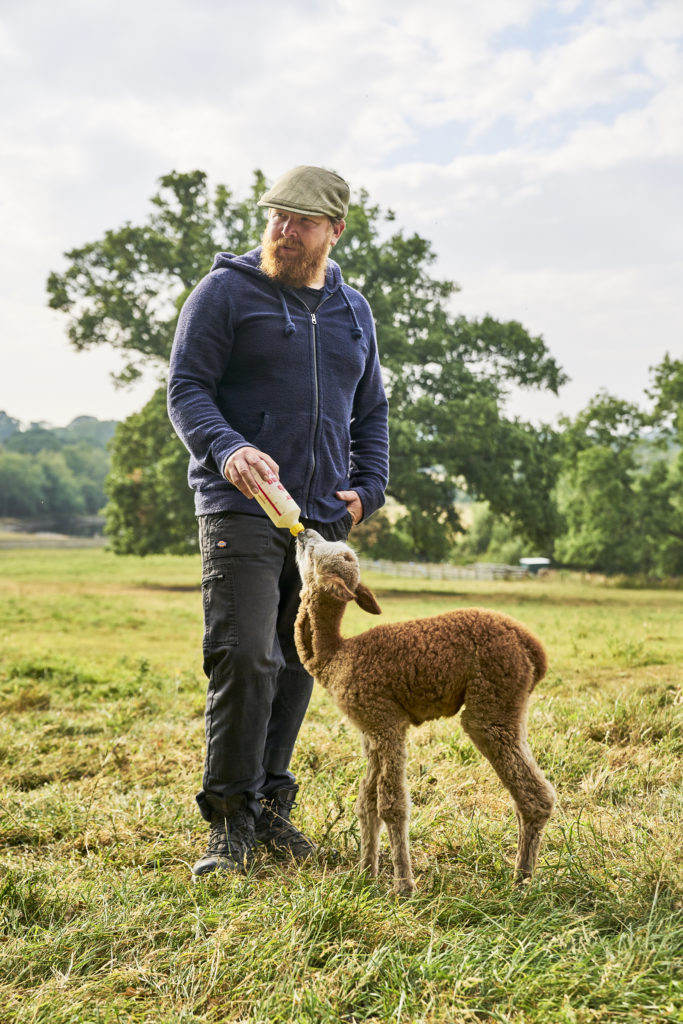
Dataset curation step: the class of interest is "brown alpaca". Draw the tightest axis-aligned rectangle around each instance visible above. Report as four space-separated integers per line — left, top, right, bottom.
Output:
295 528 555 895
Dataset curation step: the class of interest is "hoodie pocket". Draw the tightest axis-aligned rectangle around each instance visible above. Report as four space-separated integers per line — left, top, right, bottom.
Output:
251 412 311 491
318 416 351 492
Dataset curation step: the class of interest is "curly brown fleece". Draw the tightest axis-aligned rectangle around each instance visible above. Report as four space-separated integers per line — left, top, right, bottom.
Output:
295 529 556 894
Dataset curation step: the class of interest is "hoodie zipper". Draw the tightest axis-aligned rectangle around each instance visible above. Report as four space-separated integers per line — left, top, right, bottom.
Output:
305 310 320 509
297 293 332 511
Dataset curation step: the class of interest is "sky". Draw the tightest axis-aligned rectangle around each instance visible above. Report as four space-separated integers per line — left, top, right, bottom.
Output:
1 0 681 429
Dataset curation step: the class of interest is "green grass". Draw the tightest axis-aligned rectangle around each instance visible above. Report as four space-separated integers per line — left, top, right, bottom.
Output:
1 549 681 1023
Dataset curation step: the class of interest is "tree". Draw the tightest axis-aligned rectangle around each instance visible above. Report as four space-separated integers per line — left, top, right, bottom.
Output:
36 451 86 519
331 191 567 558
5 424 62 454
48 170 268 386
554 374 683 575
0 412 20 444
637 457 683 575
554 443 649 573
454 503 528 566
61 443 111 515
647 354 683 438
351 507 418 562
643 356 683 574
104 388 197 555
0 417 117 525
60 416 118 448
48 170 567 558
0 451 46 517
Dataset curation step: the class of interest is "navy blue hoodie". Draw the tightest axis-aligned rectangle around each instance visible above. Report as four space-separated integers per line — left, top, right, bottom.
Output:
167 248 389 522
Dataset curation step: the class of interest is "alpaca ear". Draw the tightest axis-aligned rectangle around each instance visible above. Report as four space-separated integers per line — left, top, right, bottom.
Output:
354 582 382 615
326 575 357 602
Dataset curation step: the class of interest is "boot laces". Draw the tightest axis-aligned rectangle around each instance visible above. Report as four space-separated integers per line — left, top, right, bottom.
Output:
258 791 315 855
208 807 254 859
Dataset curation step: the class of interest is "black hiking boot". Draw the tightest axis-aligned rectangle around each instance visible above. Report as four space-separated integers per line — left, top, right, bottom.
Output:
255 785 317 860
192 796 256 878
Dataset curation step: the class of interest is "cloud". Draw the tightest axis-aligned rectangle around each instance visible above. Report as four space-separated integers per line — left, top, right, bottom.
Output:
0 0 681 425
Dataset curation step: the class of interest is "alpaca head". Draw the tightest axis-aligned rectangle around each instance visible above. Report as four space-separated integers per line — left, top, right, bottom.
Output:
296 529 382 615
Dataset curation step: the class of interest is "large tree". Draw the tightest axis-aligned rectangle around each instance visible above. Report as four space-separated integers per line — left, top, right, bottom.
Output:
47 170 268 387
48 171 567 558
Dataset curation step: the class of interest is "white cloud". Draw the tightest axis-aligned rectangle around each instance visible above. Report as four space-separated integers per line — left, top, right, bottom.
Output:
0 0 681 426
544 81 683 171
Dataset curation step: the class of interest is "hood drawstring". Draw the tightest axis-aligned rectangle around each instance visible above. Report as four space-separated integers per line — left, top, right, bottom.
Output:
341 289 364 340
277 286 364 341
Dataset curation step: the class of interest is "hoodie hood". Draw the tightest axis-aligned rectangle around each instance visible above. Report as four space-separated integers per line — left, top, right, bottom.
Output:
210 246 342 291
209 247 362 341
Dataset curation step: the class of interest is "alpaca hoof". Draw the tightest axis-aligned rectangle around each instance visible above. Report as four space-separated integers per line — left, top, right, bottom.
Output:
514 869 533 886
393 877 416 896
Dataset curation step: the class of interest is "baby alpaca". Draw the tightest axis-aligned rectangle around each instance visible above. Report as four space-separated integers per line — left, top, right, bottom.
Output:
295 528 555 895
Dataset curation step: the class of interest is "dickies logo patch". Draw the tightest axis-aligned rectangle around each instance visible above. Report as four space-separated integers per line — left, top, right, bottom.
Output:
216 540 228 549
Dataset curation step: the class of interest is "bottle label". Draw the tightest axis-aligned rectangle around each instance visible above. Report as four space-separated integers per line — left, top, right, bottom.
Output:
255 480 284 516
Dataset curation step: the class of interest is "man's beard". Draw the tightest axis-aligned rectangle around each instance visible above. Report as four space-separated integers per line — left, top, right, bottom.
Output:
259 229 332 289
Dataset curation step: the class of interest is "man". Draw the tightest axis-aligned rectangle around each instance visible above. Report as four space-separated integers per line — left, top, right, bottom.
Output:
167 165 389 877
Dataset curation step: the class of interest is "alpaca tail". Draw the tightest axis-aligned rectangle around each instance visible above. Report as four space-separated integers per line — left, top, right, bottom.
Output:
520 628 548 689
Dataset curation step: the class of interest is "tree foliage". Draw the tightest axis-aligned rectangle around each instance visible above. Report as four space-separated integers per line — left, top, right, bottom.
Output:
453 503 528 567
330 189 567 559
0 416 116 522
554 373 683 576
0 451 50 518
0 412 21 444
47 171 268 386
48 170 568 558
104 388 196 555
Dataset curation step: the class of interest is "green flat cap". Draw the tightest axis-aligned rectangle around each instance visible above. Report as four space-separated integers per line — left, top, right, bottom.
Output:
258 165 350 220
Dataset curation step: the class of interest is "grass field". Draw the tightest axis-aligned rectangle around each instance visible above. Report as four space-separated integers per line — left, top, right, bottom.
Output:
0 547 681 1023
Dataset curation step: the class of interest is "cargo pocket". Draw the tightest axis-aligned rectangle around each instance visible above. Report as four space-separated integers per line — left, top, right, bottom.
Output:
202 513 272 560
201 564 238 649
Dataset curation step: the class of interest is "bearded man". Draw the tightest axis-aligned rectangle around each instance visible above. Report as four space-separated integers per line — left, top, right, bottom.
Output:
168 165 389 877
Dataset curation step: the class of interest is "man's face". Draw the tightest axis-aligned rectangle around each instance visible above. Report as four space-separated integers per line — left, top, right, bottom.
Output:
260 210 344 288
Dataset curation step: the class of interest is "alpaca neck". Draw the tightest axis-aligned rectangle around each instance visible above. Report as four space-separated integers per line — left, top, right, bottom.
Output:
306 591 347 676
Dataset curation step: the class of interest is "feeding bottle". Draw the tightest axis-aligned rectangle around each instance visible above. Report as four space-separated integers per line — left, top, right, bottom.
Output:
252 472 304 536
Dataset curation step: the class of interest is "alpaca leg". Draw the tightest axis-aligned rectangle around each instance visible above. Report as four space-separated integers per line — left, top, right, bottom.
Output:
375 733 415 894
461 704 555 880
355 735 381 877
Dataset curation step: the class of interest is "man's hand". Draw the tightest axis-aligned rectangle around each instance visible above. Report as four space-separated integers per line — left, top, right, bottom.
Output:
225 446 279 499
336 490 363 525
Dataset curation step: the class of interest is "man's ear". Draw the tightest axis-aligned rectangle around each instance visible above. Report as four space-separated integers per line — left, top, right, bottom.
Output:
329 218 345 246
354 582 382 615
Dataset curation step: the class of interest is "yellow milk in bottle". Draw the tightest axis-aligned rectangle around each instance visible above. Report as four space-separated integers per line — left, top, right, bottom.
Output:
252 473 304 536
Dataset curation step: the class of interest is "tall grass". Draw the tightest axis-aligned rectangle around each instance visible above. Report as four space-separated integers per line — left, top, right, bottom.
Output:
1 549 681 1023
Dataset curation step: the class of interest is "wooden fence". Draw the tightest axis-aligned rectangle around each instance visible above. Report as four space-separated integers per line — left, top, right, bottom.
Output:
358 558 530 581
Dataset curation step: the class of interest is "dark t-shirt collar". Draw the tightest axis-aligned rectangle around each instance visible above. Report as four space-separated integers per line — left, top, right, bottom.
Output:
292 285 325 311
